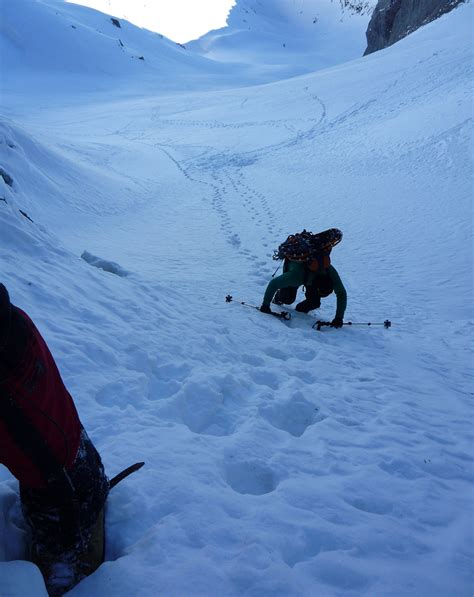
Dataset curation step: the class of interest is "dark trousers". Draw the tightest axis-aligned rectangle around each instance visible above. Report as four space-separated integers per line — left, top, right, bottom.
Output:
274 286 321 311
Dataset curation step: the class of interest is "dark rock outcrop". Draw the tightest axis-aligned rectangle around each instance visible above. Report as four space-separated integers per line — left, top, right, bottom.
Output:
340 0 376 15
364 0 465 55
0 168 13 187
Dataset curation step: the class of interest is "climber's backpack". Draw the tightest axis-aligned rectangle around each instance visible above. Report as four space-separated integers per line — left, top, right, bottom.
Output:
273 228 343 272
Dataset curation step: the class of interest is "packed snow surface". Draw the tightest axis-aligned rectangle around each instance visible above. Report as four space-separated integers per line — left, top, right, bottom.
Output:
0 0 473 595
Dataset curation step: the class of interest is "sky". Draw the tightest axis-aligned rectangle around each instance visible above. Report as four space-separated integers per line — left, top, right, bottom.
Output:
67 0 236 42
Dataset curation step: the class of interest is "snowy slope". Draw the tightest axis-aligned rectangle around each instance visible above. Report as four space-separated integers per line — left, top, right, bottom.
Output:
188 0 377 78
0 1 473 596
0 0 255 94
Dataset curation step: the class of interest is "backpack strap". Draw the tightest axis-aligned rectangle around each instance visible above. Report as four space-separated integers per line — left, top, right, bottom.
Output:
307 255 331 272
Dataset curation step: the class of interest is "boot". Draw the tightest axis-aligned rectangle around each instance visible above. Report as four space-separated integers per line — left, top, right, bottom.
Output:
295 297 320 313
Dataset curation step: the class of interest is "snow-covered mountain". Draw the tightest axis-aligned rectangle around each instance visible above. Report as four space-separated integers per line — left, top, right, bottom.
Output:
0 0 473 596
189 0 377 78
0 0 375 93
0 0 254 94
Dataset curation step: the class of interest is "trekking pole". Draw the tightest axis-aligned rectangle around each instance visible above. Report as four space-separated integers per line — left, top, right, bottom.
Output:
225 294 259 309
345 320 392 328
225 295 291 320
271 262 282 277
313 320 392 331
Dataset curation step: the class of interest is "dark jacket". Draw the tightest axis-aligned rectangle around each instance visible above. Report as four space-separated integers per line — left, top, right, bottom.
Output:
262 262 347 319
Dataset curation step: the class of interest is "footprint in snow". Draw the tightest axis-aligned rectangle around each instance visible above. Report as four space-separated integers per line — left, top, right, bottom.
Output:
224 460 278 495
344 494 394 516
377 457 423 480
157 381 239 437
148 378 181 400
280 527 346 568
154 361 191 382
264 347 288 361
259 392 325 437
315 560 370 591
291 346 317 361
95 376 147 410
249 369 280 390
146 361 192 401
240 353 266 367
288 368 317 384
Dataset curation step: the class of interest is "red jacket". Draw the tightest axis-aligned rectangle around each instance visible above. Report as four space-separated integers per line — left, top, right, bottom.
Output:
0 307 82 489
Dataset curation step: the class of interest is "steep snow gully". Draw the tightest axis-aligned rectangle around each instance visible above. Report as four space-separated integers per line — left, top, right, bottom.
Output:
0 1 473 596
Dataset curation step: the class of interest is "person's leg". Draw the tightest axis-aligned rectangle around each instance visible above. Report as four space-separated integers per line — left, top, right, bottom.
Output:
295 286 321 313
77 506 105 577
31 507 105 596
273 286 298 305
21 430 108 595
21 487 78 596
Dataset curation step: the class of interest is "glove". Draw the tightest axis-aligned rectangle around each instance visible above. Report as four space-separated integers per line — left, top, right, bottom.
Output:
330 316 343 328
260 304 272 314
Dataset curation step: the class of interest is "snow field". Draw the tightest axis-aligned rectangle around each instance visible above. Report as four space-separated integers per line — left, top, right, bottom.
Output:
0 1 473 596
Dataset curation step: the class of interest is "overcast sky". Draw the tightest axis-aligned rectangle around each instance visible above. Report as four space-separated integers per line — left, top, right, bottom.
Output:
67 0 236 43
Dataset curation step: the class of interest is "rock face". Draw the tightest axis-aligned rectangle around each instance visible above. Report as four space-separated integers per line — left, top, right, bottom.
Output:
364 0 465 54
340 0 376 14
